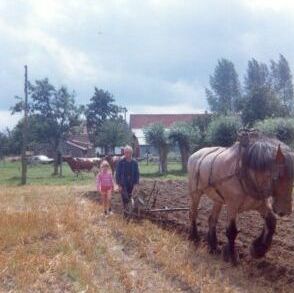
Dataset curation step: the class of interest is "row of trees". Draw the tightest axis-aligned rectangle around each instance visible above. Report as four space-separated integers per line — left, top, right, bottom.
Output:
145 114 294 175
0 79 132 175
206 55 294 125
145 54 294 174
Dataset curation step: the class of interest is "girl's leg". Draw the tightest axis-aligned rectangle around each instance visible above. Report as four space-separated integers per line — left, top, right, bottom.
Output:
98 190 102 205
107 190 112 213
102 192 107 214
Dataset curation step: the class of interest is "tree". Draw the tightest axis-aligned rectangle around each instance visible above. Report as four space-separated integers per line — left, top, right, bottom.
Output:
169 122 201 172
240 59 281 126
12 78 81 175
8 115 49 156
255 117 294 147
85 88 119 147
0 130 10 160
206 58 241 114
206 115 241 147
270 54 294 116
191 113 212 149
144 123 169 174
99 118 132 153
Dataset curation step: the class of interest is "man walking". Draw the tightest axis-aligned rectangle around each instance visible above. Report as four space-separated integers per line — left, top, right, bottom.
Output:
116 145 140 216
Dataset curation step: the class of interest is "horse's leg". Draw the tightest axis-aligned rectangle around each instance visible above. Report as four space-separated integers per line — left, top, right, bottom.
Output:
250 204 276 258
189 190 201 242
223 207 240 265
207 202 222 254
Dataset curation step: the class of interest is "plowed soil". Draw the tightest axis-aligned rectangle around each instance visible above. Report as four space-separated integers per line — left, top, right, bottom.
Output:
87 179 294 291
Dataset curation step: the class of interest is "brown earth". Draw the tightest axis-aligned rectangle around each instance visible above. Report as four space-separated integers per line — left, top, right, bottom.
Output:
86 179 294 291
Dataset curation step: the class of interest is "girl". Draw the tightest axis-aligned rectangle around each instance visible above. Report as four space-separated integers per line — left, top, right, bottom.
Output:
96 160 114 216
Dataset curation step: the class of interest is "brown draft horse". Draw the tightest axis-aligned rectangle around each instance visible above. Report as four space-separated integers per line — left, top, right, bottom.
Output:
188 130 294 265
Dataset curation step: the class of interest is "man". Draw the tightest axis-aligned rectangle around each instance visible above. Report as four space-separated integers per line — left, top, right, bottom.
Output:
116 145 140 214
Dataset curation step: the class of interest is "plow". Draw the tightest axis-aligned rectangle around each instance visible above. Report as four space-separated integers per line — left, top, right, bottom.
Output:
124 181 189 218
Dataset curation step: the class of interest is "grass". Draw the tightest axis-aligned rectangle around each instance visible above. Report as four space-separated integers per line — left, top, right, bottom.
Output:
0 160 186 186
0 184 282 292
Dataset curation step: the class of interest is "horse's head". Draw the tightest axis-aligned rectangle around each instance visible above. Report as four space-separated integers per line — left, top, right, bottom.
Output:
242 140 293 216
271 146 293 217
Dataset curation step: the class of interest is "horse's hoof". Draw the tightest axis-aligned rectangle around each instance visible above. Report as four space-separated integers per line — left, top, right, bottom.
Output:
222 245 240 265
208 246 221 255
188 233 200 243
222 244 230 262
250 242 267 259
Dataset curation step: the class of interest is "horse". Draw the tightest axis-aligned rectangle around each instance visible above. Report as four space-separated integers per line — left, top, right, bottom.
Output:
187 130 294 265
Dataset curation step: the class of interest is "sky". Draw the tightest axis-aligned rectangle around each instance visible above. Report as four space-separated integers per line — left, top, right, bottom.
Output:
1 0 294 130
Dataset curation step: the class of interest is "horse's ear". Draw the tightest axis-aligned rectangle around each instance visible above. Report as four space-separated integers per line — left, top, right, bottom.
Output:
276 145 285 164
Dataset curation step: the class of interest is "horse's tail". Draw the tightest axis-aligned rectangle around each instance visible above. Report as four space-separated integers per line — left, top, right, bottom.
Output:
187 152 202 195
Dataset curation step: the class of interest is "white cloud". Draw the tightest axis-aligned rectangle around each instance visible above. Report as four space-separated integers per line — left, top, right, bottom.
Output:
1 0 294 131
0 111 21 131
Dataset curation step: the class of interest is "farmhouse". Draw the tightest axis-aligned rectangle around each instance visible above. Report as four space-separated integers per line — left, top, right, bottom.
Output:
130 113 210 155
63 124 96 158
32 123 96 158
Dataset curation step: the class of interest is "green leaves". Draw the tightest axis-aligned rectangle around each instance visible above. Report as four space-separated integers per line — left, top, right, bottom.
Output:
85 88 121 148
206 115 241 147
99 118 132 150
206 58 241 115
255 118 294 147
144 123 169 148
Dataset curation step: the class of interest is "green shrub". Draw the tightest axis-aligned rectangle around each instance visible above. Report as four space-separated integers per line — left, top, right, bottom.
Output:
255 118 294 147
206 115 242 147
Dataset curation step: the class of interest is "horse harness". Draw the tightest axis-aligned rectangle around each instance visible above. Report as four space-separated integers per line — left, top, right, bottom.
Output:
195 144 285 202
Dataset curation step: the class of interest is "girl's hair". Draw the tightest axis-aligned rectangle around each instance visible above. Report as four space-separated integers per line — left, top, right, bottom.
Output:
100 160 110 169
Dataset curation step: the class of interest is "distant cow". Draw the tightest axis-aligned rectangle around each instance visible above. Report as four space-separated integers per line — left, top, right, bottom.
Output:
63 156 101 176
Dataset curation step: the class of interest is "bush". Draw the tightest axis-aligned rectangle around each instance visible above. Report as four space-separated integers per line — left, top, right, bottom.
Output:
255 118 294 147
206 115 242 147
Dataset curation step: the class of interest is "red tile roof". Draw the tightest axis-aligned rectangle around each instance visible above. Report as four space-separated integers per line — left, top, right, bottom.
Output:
130 114 205 129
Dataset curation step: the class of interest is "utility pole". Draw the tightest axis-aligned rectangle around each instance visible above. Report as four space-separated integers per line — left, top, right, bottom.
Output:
21 65 28 185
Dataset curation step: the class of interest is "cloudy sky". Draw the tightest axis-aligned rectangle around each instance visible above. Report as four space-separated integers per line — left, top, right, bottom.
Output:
1 0 294 130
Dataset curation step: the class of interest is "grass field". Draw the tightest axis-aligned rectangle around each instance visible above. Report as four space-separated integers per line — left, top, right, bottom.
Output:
0 161 185 186
0 184 279 292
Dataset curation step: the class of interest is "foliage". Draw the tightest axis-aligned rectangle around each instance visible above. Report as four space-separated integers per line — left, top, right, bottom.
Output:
255 117 294 147
144 123 169 174
169 122 201 171
85 88 119 146
206 58 241 114
6 115 50 155
169 122 201 149
270 54 294 116
11 78 81 175
98 118 132 152
206 115 242 147
0 130 10 159
239 59 282 126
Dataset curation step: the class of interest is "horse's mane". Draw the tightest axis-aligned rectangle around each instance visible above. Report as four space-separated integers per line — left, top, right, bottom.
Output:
236 132 294 178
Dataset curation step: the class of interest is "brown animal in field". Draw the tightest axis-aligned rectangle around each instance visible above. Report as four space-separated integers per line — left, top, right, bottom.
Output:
188 130 294 265
63 156 101 175
103 155 121 173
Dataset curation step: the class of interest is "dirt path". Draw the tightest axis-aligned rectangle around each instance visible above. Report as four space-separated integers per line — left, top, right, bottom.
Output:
85 179 294 291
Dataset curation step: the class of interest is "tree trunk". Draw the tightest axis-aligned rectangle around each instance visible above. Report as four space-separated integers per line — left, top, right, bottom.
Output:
52 140 59 176
159 145 168 174
59 154 63 177
179 145 189 172
53 150 59 176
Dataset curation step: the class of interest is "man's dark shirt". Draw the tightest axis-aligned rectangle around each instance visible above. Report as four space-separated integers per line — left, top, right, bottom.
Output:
115 157 139 188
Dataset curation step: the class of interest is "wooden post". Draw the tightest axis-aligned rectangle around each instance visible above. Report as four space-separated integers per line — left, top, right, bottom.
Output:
21 65 28 185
